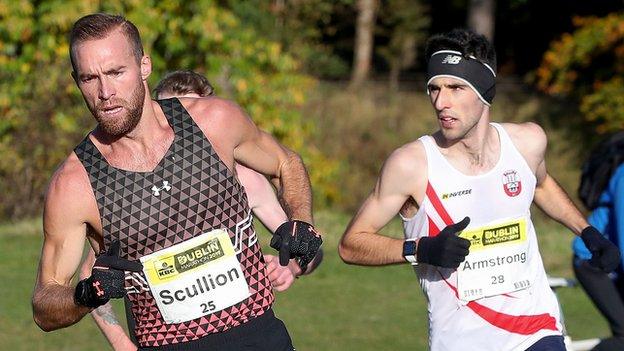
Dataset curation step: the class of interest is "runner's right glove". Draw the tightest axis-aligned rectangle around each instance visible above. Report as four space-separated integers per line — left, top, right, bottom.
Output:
74 240 143 308
270 220 322 272
581 226 621 273
416 217 471 269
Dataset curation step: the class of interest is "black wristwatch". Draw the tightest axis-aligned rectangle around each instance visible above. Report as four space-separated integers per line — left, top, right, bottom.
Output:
74 279 91 307
403 239 418 265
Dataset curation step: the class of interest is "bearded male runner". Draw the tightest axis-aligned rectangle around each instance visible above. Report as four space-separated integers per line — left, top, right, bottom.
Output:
32 13 321 351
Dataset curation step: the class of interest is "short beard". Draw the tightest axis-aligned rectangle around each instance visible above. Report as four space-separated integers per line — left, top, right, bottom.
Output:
91 83 146 137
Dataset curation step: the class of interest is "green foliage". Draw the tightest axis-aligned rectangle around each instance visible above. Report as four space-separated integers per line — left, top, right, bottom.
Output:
226 0 351 79
536 12 624 134
0 0 338 219
376 0 430 87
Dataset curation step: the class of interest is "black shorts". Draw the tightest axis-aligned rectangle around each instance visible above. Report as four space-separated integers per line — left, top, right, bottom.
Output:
138 309 294 351
524 335 565 351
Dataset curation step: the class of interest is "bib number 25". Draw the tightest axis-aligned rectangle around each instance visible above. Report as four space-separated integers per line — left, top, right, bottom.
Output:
201 301 216 313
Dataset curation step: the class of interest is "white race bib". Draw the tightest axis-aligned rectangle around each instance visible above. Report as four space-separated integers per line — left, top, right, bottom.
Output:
140 229 250 324
456 218 531 302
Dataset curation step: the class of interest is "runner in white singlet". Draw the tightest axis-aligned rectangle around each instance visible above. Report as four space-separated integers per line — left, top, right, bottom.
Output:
404 124 561 350
339 28 619 351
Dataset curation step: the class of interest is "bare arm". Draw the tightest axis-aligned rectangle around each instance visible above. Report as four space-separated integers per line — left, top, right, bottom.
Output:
235 164 288 232
80 249 136 351
236 164 321 289
187 98 313 224
32 159 94 331
232 117 313 224
339 144 426 265
506 122 588 235
534 172 588 235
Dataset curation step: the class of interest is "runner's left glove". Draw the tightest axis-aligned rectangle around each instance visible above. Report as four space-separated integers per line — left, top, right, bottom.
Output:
74 240 143 308
581 226 621 273
270 220 322 272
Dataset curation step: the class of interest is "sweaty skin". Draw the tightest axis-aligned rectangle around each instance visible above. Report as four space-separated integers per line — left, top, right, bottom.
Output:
339 76 589 266
32 27 316 332
77 79 323 349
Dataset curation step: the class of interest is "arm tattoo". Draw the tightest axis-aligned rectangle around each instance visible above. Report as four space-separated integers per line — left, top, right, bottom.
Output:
94 303 120 325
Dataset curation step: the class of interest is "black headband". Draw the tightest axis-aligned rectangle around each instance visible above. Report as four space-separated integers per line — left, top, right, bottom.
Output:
426 50 496 105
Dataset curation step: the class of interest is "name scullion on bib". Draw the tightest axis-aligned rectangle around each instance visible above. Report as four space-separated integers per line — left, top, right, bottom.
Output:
141 229 251 324
456 218 531 302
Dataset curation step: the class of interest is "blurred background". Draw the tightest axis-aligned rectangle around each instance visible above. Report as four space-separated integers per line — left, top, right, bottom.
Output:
1 0 622 349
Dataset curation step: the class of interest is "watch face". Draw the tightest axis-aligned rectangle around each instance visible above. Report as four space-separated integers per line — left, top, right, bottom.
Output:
403 240 416 256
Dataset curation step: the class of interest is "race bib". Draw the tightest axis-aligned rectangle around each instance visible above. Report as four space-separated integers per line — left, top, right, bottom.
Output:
456 218 531 302
140 229 250 324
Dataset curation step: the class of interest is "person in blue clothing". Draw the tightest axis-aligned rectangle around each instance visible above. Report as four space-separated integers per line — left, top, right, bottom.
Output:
573 131 624 351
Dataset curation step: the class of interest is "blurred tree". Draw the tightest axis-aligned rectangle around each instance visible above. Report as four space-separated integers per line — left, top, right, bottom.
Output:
467 0 496 41
536 12 624 134
377 0 430 90
350 0 379 89
0 0 339 220
226 0 351 79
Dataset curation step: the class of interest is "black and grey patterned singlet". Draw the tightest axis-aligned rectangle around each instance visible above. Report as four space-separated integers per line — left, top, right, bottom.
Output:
74 98 274 347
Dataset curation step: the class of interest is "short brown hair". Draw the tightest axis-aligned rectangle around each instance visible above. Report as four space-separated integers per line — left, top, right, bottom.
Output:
153 70 215 98
69 13 144 72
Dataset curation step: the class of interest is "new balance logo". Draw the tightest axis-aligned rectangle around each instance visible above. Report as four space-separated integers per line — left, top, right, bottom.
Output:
151 181 172 196
441 55 462 64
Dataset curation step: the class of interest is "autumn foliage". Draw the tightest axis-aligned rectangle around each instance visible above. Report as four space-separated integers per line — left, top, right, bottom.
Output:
537 12 624 133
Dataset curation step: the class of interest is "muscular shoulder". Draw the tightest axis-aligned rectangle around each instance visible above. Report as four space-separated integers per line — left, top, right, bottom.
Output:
180 97 250 133
500 122 547 171
48 153 92 200
379 140 428 200
44 153 98 233
384 140 427 175
179 97 253 159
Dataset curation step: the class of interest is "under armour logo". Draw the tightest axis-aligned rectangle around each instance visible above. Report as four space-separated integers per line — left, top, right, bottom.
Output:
151 181 172 196
441 55 462 64
93 281 105 297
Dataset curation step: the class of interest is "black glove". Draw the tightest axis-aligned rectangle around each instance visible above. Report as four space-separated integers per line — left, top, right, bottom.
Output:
270 220 322 272
581 226 621 273
74 240 143 308
416 217 471 268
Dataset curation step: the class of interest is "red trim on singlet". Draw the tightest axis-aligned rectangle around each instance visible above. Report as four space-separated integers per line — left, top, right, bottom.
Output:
427 215 440 236
426 183 454 229
439 273 558 334
425 181 558 335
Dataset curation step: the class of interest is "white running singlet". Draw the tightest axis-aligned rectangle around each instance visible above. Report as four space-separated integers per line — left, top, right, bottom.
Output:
402 123 562 351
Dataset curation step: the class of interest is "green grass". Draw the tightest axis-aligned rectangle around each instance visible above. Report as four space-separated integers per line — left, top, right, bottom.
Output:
0 212 609 350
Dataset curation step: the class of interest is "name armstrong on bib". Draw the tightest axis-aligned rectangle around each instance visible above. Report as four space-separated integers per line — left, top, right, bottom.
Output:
462 222 527 270
462 252 527 270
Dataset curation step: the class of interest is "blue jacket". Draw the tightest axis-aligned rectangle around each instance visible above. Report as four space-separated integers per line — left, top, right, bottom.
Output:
573 164 624 270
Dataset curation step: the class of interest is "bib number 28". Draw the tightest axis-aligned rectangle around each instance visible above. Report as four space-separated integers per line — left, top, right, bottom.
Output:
491 275 505 284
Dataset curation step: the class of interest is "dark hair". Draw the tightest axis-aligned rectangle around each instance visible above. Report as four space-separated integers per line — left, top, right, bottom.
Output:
578 131 624 210
425 28 497 72
69 13 144 72
153 70 215 98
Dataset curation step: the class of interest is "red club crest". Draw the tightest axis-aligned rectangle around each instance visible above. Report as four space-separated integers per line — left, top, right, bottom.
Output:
502 170 522 197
